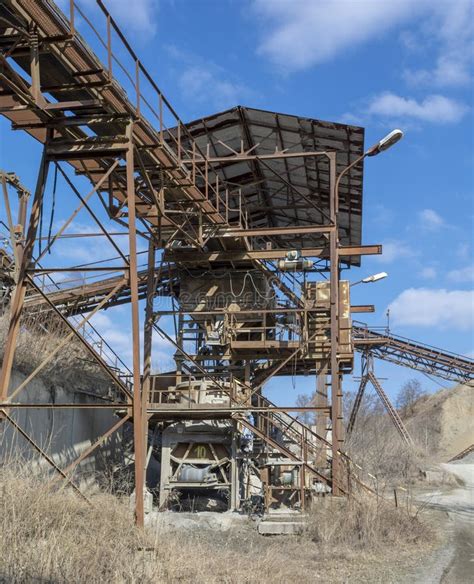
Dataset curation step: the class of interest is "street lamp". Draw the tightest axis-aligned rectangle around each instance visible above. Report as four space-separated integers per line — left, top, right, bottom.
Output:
366 129 404 157
350 272 388 287
335 129 404 201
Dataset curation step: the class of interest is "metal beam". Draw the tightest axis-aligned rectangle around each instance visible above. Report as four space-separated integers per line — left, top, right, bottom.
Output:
164 244 382 263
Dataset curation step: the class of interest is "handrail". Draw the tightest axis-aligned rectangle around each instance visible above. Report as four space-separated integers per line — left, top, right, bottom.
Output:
64 0 232 222
353 322 474 364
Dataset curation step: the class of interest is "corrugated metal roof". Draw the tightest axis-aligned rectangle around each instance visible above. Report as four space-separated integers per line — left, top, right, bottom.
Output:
181 106 365 261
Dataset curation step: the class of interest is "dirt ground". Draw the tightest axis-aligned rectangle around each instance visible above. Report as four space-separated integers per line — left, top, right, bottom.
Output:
145 460 473 584
410 461 474 583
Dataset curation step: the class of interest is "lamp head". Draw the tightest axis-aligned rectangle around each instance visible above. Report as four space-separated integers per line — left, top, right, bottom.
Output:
362 272 388 283
366 129 403 157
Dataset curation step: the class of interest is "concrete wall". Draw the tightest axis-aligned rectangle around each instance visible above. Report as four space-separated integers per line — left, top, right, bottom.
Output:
0 369 124 485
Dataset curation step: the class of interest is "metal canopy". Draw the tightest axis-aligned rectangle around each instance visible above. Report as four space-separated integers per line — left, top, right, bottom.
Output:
180 106 365 261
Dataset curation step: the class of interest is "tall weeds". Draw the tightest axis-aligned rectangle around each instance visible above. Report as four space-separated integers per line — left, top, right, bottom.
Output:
305 492 433 549
0 461 435 584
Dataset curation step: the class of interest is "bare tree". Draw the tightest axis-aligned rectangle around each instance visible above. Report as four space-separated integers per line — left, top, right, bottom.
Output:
295 392 316 426
396 379 426 417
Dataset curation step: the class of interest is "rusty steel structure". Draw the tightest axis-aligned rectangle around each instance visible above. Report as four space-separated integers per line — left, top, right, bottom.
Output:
0 0 473 526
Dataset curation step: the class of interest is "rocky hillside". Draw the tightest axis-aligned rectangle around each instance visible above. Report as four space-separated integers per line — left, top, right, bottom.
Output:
404 383 473 460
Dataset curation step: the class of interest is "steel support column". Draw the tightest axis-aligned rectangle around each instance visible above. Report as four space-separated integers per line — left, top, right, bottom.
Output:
126 131 145 527
141 237 156 487
0 139 50 402
329 152 343 496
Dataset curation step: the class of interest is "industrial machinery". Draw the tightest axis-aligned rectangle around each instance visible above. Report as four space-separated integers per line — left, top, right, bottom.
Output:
0 0 472 526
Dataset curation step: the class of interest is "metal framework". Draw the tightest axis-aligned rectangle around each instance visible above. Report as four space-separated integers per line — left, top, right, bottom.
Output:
0 0 472 527
353 324 474 384
347 352 414 446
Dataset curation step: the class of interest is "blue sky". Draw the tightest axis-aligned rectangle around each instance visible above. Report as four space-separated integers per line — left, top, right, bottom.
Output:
1 0 473 405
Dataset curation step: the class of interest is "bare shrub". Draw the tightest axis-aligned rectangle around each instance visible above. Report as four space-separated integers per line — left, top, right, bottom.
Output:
0 313 114 397
396 379 427 417
344 390 422 485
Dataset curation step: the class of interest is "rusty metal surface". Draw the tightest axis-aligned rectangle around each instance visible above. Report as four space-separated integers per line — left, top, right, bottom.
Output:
353 323 474 383
180 106 364 258
1 0 444 520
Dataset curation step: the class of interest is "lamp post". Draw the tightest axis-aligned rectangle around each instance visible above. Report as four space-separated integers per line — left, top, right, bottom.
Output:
329 130 402 495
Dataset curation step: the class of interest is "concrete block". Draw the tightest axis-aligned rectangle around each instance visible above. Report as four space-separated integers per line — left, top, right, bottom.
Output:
258 521 303 535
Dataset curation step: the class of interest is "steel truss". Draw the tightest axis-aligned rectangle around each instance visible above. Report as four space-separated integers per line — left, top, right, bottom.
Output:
0 0 409 524
347 352 414 446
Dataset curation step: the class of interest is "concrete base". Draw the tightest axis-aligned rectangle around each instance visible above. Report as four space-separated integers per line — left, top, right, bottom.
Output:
130 489 154 515
258 521 303 535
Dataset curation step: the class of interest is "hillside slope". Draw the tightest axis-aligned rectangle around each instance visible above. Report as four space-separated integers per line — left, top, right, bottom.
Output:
405 384 473 460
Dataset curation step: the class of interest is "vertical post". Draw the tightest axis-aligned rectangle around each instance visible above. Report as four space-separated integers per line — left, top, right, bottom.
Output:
17 189 29 233
225 188 229 224
0 142 50 402
135 60 140 116
239 189 242 228
126 134 145 527
328 152 342 496
159 94 163 144
315 363 328 465
141 237 156 476
69 0 75 36
177 122 181 163
300 433 305 510
1 175 18 273
29 28 42 106
106 15 112 80
231 420 239 510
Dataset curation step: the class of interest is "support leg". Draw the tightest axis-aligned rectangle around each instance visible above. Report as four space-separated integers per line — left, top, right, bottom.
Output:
126 136 145 527
0 145 50 402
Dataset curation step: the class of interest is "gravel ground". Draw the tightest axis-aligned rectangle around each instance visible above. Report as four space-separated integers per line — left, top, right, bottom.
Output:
412 462 474 583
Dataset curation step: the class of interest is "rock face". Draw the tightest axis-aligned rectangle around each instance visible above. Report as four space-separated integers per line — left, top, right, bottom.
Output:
405 384 474 460
0 369 123 485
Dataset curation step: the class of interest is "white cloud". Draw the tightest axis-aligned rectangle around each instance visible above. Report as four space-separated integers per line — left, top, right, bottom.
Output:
366 93 468 124
252 0 473 85
167 46 255 110
374 241 414 263
420 267 437 280
447 265 474 283
252 0 428 72
179 66 251 110
403 0 473 88
388 288 474 330
419 208 444 229
89 311 175 371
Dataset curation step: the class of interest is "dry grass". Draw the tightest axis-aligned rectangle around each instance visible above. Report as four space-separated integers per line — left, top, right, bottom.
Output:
344 391 423 486
0 313 113 396
305 492 433 549
0 461 437 584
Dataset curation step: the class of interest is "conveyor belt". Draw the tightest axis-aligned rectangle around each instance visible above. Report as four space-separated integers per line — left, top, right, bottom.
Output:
0 0 226 233
353 324 474 384
24 264 176 315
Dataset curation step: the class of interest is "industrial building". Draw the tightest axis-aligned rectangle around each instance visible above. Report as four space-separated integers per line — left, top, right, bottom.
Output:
0 0 473 528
